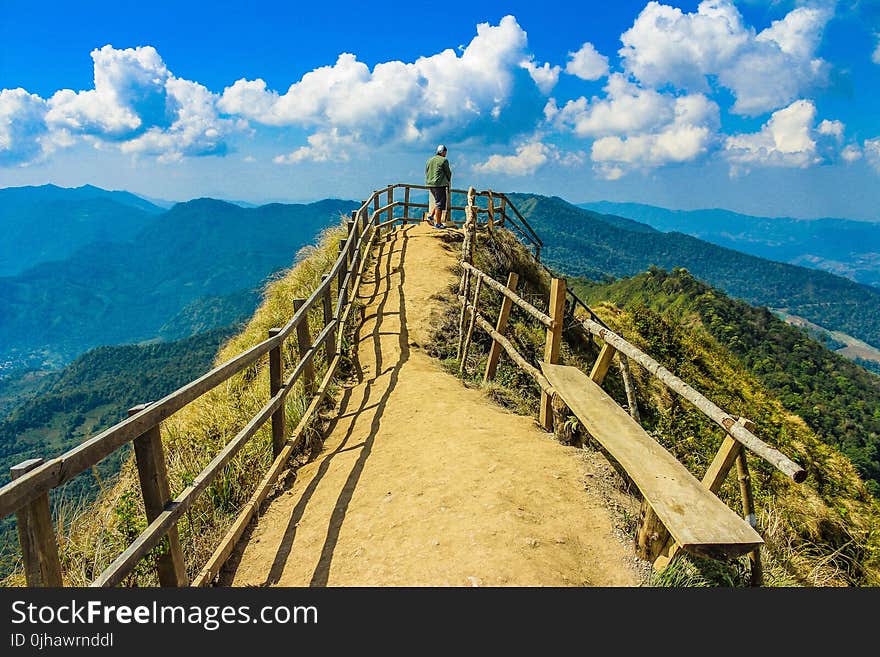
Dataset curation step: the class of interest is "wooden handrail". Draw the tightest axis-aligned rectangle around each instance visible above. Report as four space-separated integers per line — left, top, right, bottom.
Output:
578 317 806 482
461 262 552 328
1 182 553 587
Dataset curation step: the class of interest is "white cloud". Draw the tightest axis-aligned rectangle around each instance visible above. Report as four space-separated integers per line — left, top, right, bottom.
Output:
273 128 360 164
520 59 561 94
619 0 831 115
473 138 584 176
724 99 822 171
119 78 237 161
0 88 48 165
565 42 609 81
873 35 880 65
817 119 844 139
590 93 719 178
47 45 170 139
841 144 862 163
865 139 880 173
550 74 675 138
220 16 542 151
473 141 551 175
2 44 236 165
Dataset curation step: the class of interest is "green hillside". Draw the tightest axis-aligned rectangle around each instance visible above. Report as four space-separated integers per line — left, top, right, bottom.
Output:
428 228 880 585
0 197 359 366
0 326 235 576
575 268 880 494
510 193 880 350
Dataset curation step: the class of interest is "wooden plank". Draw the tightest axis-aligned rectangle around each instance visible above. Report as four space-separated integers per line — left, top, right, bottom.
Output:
128 406 186 586
541 363 763 558
540 278 566 431
578 317 806 483
11 459 63 586
589 343 616 385
483 272 519 384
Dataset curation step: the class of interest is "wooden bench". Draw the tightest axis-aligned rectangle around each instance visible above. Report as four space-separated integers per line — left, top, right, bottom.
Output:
541 363 763 560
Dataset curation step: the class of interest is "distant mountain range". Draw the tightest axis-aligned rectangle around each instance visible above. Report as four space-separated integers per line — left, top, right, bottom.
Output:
580 201 880 288
0 185 359 369
0 184 163 276
511 193 880 351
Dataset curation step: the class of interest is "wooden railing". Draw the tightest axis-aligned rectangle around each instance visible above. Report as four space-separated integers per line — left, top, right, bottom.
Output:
453 187 805 583
1 183 442 587
368 183 543 258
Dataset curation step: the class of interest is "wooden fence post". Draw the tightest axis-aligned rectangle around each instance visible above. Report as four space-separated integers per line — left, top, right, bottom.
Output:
293 299 316 395
321 275 336 360
619 354 641 423
459 277 482 376
590 343 617 385
11 458 63 586
456 269 471 362
444 184 452 227
128 405 186 586
373 194 380 230
486 191 494 234
268 328 285 457
404 186 410 224
337 239 348 307
540 277 566 431
483 272 519 384
736 449 762 586
499 195 506 226
387 187 393 226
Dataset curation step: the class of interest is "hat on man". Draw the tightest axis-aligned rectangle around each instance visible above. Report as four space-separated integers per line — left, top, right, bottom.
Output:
436 144 447 154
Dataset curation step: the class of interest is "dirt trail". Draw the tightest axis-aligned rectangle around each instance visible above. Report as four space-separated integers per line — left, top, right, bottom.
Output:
226 223 640 586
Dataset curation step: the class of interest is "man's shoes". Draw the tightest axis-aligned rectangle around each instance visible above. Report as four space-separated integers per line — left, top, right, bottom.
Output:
433 223 445 229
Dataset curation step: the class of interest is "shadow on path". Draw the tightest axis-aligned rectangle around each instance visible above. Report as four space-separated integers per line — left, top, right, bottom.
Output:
263 227 411 586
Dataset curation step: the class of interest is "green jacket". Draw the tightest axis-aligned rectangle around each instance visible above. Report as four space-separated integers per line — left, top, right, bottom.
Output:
425 154 452 187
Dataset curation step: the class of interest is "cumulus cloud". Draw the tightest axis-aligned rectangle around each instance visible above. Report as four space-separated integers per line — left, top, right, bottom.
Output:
874 36 880 65
0 88 48 165
549 74 677 138
590 93 720 178
2 44 236 165
865 139 880 172
565 42 609 81
619 0 831 115
817 119 844 139
46 45 170 139
473 138 584 176
841 144 862 163
221 15 547 156
520 59 561 94
724 99 830 172
119 78 237 161
273 128 360 164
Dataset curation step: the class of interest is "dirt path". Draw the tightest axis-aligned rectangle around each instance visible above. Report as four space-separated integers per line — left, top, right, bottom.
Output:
226 223 640 586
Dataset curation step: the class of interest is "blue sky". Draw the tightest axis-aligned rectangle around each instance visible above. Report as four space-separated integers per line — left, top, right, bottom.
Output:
1 0 879 218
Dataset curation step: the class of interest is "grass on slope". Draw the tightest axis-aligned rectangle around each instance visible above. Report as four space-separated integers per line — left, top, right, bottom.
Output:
427 227 880 586
2 221 356 586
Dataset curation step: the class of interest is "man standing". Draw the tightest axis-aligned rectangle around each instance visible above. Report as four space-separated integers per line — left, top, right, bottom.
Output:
425 144 452 228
